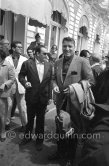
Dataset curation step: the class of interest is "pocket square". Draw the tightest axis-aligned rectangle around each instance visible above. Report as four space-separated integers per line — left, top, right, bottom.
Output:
71 71 77 75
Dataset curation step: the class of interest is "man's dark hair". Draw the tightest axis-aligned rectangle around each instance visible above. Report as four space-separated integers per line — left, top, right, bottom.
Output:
11 41 22 49
62 37 75 46
0 49 7 60
27 46 34 52
35 33 40 39
51 44 58 50
80 50 89 58
35 45 46 54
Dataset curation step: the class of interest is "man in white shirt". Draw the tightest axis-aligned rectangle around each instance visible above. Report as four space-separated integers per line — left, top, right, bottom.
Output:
19 45 52 150
6 41 27 131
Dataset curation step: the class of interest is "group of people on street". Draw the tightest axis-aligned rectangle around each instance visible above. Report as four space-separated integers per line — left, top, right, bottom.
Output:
0 33 109 166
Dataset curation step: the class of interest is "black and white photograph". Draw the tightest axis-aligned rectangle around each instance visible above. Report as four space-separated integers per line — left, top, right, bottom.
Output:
0 0 109 166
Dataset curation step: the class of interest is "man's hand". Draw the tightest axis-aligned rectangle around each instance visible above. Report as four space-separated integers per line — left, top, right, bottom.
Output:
63 87 70 94
25 82 32 89
53 86 60 94
0 84 6 91
48 99 53 105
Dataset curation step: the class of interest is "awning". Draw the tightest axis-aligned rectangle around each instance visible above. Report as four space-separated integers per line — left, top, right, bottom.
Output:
0 0 52 26
52 0 69 23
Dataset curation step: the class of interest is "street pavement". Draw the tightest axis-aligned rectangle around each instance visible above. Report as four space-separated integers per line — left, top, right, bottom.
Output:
0 102 81 166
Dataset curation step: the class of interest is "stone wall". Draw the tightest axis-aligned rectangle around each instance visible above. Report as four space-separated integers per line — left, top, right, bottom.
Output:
25 0 108 56
67 0 107 56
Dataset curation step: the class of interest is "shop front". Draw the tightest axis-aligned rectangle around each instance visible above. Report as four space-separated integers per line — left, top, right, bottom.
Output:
0 0 52 53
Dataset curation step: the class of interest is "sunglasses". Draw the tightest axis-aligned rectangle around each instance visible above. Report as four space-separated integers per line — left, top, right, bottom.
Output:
43 53 48 55
16 46 23 49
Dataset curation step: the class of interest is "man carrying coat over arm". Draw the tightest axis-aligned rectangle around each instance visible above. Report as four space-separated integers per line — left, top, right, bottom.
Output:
50 37 94 165
19 45 52 151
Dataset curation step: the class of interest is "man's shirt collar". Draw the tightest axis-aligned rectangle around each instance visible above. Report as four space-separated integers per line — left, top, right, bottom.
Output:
35 58 44 64
12 54 20 59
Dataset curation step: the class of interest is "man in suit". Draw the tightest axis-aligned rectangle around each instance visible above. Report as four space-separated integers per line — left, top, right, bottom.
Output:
79 102 109 166
19 45 52 150
51 37 94 165
6 41 27 131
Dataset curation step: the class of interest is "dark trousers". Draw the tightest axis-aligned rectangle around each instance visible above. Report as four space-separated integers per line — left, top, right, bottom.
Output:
57 128 78 162
11 94 16 117
25 101 46 143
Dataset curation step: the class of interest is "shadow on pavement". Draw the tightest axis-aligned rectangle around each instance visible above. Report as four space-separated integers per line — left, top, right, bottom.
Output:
6 127 63 166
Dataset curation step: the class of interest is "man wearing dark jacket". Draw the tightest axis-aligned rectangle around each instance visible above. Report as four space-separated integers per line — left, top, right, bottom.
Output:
19 45 52 150
79 102 109 166
79 58 109 166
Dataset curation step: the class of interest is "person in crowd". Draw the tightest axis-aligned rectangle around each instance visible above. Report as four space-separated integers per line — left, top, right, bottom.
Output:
19 45 52 151
91 54 103 81
27 46 34 59
49 45 58 64
0 39 17 127
80 49 90 60
79 64 109 166
79 103 109 166
0 39 10 56
48 45 58 103
92 53 109 104
6 41 27 131
50 37 94 165
29 33 42 49
0 50 15 141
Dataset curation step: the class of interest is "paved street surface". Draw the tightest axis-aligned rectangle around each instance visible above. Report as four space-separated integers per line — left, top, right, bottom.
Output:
0 102 81 166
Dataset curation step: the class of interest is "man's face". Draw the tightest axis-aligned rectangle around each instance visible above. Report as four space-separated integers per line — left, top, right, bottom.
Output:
51 46 57 54
27 49 34 59
62 40 75 57
1 39 10 49
13 43 22 55
3 42 10 49
40 47 48 61
35 36 41 43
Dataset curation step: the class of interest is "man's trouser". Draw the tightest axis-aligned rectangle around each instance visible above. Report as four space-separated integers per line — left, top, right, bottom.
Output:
0 98 8 138
7 89 27 126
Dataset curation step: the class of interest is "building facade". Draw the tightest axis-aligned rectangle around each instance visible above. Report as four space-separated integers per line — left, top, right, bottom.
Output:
0 0 109 57
67 0 108 56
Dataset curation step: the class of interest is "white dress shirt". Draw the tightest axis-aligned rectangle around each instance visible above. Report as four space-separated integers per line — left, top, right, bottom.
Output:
35 59 44 83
